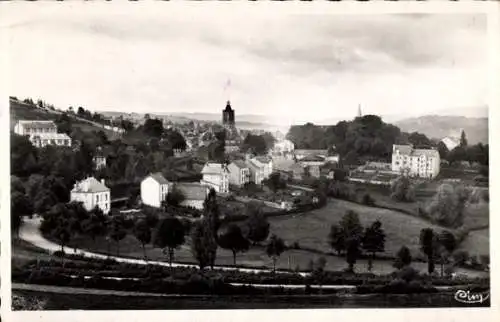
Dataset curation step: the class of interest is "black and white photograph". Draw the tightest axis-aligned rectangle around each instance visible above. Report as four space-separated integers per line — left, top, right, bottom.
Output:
1 1 497 316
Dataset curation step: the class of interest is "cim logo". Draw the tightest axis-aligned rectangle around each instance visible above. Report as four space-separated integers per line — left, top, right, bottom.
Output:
454 289 490 304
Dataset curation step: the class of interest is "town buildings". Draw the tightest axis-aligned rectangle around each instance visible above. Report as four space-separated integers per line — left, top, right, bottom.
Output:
70 177 111 214
140 173 170 208
174 182 210 210
201 162 230 193
246 156 273 184
14 120 72 148
228 160 251 187
391 144 441 179
93 155 107 171
271 139 295 159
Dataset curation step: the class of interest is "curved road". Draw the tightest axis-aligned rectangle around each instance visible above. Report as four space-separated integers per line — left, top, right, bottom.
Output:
19 217 308 277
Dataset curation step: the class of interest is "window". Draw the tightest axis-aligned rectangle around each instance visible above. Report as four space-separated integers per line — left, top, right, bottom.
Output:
96 195 99 202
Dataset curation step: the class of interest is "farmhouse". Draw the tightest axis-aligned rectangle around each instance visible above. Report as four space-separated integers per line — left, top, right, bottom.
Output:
392 144 440 179
140 173 169 208
70 177 110 214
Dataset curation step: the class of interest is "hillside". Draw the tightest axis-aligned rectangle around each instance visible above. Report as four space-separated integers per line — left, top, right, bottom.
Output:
9 100 120 140
395 115 488 144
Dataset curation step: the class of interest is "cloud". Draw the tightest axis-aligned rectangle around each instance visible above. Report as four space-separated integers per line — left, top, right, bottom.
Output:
3 9 487 124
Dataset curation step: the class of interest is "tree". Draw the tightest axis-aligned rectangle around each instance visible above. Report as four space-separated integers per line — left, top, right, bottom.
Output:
191 218 218 270
460 130 468 147
362 220 386 272
83 206 107 246
437 141 449 160
11 191 33 237
340 210 364 272
143 118 164 138
134 219 152 261
420 228 436 274
166 184 185 207
217 224 250 266
203 188 220 238
328 224 345 255
66 201 90 252
266 234 286 273
393 245 412 269
108 215 127 256
242 134 268 155
153 217 186 267
263 172 286 192
390 176 415 202
245 204 270 245
437 230 457 277
428 183 469 228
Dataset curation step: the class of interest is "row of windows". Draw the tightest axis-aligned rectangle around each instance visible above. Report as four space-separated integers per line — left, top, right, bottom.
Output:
26 127 57 134
95 194 109 202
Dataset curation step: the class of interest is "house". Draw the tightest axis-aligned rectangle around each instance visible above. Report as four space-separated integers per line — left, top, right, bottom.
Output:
294 149 328 161
29 133 72 148
272 139 295 157
14 120 57 136
392 144 440 179
290 163 305 181
93 155 107 171
299 155 326 178
140 173 169 208
246 156 273 185
441 136 460 151
70 177 111 214
227 160 251 187
201 162 230 193
174 182 210 210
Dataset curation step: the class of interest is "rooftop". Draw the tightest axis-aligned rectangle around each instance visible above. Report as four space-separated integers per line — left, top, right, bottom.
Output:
30 133 71 140
71 177 109 193
393 144 413 155
295 149 328 155
173 182 208 200
147 172 169 185
18 120 57 129
201 163 229 175
231 160 249 169
301 155 326 162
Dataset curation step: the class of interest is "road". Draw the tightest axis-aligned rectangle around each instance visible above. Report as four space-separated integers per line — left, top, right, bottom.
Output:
19 217 308 276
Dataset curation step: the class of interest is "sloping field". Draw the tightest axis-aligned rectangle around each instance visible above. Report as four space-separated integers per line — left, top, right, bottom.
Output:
269 199 451 258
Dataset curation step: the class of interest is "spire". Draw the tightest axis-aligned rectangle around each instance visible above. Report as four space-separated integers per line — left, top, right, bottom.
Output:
357 104 362 118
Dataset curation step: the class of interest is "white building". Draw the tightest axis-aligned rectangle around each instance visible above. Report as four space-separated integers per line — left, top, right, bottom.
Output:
93 155 107 171
392 144 440 179
441 136 460 152
272 139 295 156
70 177 111 214
14 120 57 136
140 173 169 208
174 182 210 210
14 120 72 148
30 133 72 148
201 162 230 193
294 149 328 161
246 156 273 184
227 160 251 187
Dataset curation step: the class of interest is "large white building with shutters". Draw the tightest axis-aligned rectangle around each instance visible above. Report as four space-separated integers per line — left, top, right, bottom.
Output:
391 144 440 179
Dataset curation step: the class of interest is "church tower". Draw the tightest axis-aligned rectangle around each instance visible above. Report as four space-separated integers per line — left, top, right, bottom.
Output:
357 104 362 118
222 100 235 129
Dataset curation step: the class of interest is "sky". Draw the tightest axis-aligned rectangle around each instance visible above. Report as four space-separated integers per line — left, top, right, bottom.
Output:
2 5 488 126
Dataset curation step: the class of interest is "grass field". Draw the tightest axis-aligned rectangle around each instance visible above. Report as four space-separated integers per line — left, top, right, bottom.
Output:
269 199 448 259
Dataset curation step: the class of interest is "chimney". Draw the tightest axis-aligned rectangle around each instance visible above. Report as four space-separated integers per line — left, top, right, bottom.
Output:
101 179 105 186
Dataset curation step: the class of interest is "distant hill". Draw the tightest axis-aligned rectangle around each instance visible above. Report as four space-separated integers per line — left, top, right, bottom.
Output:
395 115 488 144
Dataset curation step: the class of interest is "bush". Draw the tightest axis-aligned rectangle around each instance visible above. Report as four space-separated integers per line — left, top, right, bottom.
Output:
362 193 375 206
292 241 301 250
452 250 469 266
